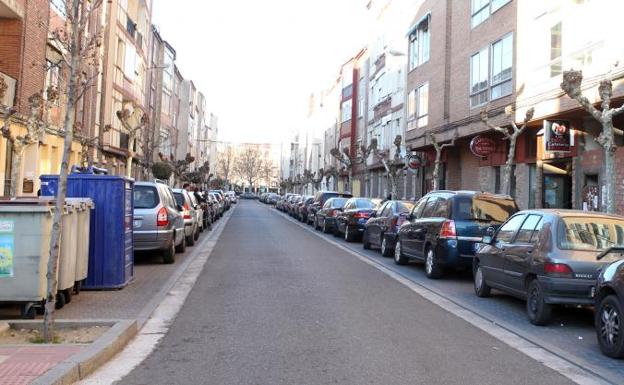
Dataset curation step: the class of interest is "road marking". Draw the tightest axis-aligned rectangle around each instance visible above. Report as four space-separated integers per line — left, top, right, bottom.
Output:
77 206 235 385
273 205 612 385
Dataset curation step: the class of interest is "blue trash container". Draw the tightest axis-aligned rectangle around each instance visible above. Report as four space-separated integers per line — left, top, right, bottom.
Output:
40 173 134 289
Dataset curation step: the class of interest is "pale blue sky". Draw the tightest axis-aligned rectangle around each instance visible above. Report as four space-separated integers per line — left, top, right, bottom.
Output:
152 0 367 144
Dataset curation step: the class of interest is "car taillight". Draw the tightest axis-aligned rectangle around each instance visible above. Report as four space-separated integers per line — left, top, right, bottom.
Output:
544 263 573 278
440 220 457 239
183 203 192 219
329 209 337 217
354 212 370 219
157 207 169 227
390 216 399 228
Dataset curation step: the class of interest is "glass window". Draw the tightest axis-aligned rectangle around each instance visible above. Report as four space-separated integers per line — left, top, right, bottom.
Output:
381 203 393 217
421 196 440 218
407 83 429 129
407 89 416 121
470 48 489 107
471 0 490 28
558 217 624 252
491 0 511 12
412 197 428 218
134 186 159 209
454 195 518 224
550 22 562 78
514 215 543 244
490 34 513 100
332 198 348 208
173 192 185 207
397 201 415 214
408 14 430 71
432 198 450 218
124 43 137 80
341 99 352 122
496 214 527 244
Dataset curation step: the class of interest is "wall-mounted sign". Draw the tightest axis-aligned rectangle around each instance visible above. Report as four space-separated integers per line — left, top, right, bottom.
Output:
470 135 497 158
544 120 572 152
406 153 423 173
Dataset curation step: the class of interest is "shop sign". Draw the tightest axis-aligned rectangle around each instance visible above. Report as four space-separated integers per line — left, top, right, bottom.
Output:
544 120 572 152
470 135 497 158
406 153 423 173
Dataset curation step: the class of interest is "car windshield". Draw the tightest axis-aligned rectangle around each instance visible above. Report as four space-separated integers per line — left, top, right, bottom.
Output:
558 216 624 251
454 196 517 224
134 186 159 209
173 192 186 207
331 198 348 208
354 199 377 209
397 201 415 213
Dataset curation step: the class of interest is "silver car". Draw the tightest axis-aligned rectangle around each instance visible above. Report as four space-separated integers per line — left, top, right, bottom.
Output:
173 189 201 246
133 181 186 264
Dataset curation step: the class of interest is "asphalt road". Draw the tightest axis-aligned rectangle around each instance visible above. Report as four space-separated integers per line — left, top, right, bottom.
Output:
120 200 573 385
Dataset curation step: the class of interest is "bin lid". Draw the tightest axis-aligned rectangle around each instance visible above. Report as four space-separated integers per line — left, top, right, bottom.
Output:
0 198 57 213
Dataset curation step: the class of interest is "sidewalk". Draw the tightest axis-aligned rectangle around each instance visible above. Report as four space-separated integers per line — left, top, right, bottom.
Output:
0 346 82 385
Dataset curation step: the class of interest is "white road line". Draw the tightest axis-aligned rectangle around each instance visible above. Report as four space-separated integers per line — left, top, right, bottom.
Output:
77 207 234 385
273 206 611 385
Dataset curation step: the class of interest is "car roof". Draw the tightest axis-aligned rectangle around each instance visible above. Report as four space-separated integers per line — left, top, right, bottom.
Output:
516 209 624 220
426 190 514 200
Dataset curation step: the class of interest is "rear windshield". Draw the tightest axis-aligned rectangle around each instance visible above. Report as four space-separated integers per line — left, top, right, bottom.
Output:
454 196 517 224
354 199 377 209
134 186 159 209
173 192 186 207
558 216 624 251
397 201 415 213
331 198 348 208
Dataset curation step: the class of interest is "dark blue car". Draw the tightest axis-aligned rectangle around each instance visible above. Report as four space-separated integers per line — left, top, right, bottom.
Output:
394 190 518 279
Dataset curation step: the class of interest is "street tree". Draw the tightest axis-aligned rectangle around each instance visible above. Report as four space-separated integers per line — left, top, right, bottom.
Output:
329 141 376 192
481 106 535 196
426 131 457 191
560 70 624 213
117 100 148 178
43 0 104 343
159 152 195 186
234 146 264 191
373 136 406 199
216 146 234 189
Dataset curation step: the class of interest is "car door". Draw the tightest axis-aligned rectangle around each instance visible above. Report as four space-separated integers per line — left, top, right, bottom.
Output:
402 197 429 256
413 195 442 258
378 202 395 243
481 214 527 289
369 202 388 245
503 214 544 294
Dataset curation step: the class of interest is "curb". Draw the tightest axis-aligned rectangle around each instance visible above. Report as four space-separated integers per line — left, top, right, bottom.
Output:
29 319 137 385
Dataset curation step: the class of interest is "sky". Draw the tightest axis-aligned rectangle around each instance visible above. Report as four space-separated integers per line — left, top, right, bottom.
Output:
152 0 368 145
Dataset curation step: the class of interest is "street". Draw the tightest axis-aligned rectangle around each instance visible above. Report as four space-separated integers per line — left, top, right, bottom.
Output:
119 200 575 385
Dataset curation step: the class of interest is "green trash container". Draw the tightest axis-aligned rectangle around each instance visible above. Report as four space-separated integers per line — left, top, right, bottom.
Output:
0 200 60 319
66 197 93 292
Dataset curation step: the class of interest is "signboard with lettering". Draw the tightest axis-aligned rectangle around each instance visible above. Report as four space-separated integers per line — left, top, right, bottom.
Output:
544 120 572 153
470 135 497 158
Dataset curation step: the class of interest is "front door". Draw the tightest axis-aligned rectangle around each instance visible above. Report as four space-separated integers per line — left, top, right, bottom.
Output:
543 162 572 209
503 215 544 293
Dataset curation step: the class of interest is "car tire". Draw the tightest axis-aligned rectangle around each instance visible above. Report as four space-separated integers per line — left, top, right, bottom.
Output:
526 279 552 325
194 225 200 241
175 232 186 253
333 224 341 238
596 294 624 358
394 240 408 265
381 235 393 258
55 292 65 309
322 220 330 234
473 261 491 297
362 229 371 249
164 237 176 263
63 289 72 304
20 304 36 320
424 247 444 279
187 227 196 246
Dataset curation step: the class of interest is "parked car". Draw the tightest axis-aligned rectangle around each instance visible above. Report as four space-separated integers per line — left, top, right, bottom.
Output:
297 196 315 222
475 210 624 325
276 194 292 211
307 191 354 226
227 191 238 204
133 181 186 263
211 190 230 209
267 193 279 205
187 190 204 233
241 192 257 199
394 190 518 279
209 192 224 218
363 200 415 256
595 247 624 358
172 189 201 246
286 195 301 216
314 197 349 233
334 198 382 241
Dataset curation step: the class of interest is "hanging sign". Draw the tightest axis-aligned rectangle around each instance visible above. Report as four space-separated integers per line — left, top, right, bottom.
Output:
406 153 423 173
0 220 15 278
544 120 572 152
470 135 497 158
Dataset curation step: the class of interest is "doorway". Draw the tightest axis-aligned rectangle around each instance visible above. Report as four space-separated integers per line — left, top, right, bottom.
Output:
542 161 572 209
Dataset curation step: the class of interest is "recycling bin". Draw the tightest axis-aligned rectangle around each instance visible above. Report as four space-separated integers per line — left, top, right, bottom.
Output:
40 173 134 289
66 198 94 291
57 200 77 294
0 199 61 318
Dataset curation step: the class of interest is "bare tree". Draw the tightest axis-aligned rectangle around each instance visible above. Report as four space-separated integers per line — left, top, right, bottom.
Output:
426 131 457 191
481 106 535 196
329 142 376 192
561 70 624 213
159 152 195 186
117 100 148 178
373 136 407 199
261 160 275 191
216 146 234 189
233 146 263 191
43 0 104 342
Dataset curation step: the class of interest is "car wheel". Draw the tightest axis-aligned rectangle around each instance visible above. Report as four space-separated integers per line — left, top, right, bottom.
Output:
20 304 36 320
345 225 355 242
526 279 552 325
55 292 66 309
362 229 371 250
424 247 444 279
333 224 341 238
63 289 72 304
164 237 176 263
394 240 408 265
381 235 393 258
597 295 624 358
186 228 195 247
175 232 186 253
322 220 330 234
194 225 200 241
473 261 491 297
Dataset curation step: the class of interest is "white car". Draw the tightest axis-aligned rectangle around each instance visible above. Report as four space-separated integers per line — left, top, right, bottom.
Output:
227 191 238 204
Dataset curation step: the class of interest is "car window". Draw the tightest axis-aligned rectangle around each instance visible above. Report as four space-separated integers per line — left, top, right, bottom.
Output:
354 199 376 209
514 215 543 244
558 216 624 251
431 198 450 218
332 198 348 208
323 199 332 209
134 186 159 209
397 201 415 214
381 203 393 217
173 192 186 207
376 202 388 216
189 193 198 206
412 197 428 218
454 195 518 224
421 196 440 218
495 214 527 244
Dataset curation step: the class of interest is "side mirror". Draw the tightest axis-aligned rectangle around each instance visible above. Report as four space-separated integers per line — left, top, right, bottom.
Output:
481 235 493 244
486 226 496 237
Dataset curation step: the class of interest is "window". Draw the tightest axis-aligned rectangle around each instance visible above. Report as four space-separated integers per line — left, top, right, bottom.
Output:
470 33 513 108
408 14 430 71
495 214 526 244
412 197 428 218
490 34 513 99
515 215 543 244
558 217 624 252
431 198 450 218
381 203 393 217
341 99 352 122
407 82 429 129
133 186 159 209
124 43 136 80
454 196 518 224
550 22 562 77
421 196 440 218
471 0 511 28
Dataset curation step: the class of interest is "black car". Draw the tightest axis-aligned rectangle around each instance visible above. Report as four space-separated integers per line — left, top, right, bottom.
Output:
315 197 349 233
595 247 624 358
240 192 257 199
298 196 315 222
334 198 382 241
308 191 353 226
363 200 415 257
476 210 624 325
394 190 518 279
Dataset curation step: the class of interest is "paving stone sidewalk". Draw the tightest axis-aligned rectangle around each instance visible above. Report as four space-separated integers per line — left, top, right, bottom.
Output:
0 346 82 385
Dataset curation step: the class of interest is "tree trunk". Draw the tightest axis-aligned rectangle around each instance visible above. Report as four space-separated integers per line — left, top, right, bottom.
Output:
43 7 80 342
9 146 24 197
502 135 517 196
126 153 133 179
602 121 616 213
432 158 441 191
